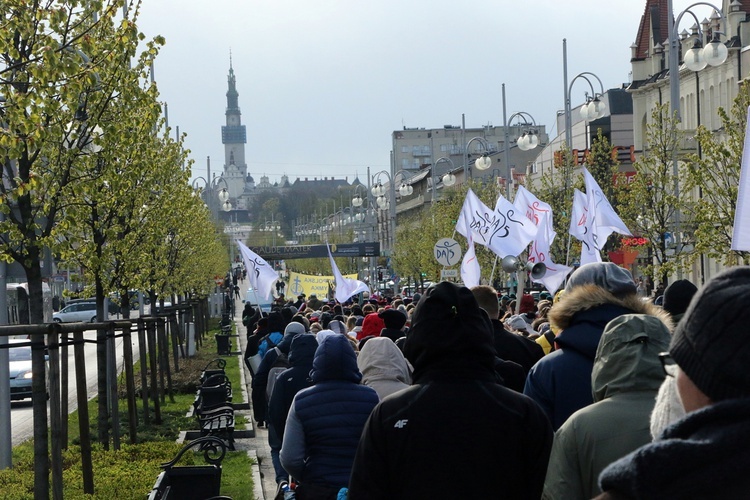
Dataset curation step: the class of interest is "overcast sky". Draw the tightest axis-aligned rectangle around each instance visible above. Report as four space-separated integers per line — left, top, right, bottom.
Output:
134 0 712 186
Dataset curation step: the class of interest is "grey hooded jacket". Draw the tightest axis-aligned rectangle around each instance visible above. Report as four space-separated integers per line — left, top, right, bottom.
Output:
542 314 671 500
357 336 411 400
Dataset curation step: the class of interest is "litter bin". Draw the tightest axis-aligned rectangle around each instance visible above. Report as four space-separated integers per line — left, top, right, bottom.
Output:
215 334 231 355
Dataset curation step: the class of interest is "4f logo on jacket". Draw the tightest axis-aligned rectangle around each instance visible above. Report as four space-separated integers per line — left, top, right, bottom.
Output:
394 419 408 429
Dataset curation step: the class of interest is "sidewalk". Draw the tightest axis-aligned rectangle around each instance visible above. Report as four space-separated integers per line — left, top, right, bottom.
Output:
231 294 278 500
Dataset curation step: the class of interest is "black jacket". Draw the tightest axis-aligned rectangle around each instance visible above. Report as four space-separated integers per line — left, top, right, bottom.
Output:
379 327 405 343
267 334 317 441
490 318 544 375
350 287 552 499
349 366 552 499
599 398 750 499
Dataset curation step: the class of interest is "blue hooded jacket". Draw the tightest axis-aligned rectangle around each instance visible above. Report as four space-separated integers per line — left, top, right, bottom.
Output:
280 334 378 489
523 284 664 430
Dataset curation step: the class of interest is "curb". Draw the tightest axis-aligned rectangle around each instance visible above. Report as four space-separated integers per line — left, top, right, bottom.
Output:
248 449 265 500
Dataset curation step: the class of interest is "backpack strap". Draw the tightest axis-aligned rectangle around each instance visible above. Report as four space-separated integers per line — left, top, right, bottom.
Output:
544 330 556 352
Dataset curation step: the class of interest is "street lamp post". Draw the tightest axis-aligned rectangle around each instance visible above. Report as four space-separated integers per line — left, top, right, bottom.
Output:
431 157 457 202
501 83 540 200
371 170 396 254
191 174 232 219
463 135 493 180
667 1 727 274
562 44 606 265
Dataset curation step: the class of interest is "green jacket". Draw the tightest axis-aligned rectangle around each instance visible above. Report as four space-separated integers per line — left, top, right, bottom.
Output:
543 313 671 500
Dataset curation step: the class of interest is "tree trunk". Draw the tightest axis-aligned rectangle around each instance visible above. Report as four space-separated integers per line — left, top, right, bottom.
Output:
24 254 50 498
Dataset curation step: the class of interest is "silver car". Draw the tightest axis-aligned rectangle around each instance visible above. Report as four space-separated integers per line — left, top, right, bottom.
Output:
52 302 97 323
8 339 33 401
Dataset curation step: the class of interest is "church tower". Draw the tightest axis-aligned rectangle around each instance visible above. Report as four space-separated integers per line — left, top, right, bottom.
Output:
222 54 248 202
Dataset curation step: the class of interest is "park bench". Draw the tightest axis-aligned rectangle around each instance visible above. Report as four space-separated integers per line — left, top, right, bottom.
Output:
147 436 232 500
192 372 235 450
200 358 227 385
193 373 232 415
197 404 235 450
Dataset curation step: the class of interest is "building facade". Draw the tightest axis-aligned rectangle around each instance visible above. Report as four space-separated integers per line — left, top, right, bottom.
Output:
627 0 750 285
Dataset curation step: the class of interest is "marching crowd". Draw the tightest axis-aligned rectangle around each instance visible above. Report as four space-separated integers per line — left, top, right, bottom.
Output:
240 262 750 500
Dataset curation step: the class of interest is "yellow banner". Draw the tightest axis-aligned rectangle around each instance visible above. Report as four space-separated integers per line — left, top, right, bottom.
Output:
287 271 359 298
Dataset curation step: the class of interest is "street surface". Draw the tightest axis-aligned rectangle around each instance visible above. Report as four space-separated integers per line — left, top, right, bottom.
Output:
10 310 146 446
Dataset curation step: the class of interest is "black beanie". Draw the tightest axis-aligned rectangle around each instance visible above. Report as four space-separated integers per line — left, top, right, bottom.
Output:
662 279 698 317
379 308 407 330
670 266 750 402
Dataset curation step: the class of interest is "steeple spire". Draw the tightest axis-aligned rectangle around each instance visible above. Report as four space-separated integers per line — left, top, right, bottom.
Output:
226 53 239 111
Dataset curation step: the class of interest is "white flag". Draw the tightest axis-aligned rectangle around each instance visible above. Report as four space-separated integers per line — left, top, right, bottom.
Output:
456 189 494 241
513 185 553 240
460 233 481 288
327 243 370 303
583 167 632 248
490 195 538 258
570 189 602 265
732 106 750 251
236 240 278 301
529 212 573 294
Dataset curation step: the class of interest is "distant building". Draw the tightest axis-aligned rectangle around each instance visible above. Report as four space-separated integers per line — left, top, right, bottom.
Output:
392 123 549 186
210 61 353 222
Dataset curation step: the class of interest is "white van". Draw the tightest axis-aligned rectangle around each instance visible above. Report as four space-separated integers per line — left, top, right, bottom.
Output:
244 287 274 314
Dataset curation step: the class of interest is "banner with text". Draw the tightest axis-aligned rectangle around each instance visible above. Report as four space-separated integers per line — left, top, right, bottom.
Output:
250 242 380 260
288 271 362 298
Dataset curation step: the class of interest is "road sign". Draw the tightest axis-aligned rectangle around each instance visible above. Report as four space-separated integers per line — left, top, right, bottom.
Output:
434 238 462 267
440 269 458 279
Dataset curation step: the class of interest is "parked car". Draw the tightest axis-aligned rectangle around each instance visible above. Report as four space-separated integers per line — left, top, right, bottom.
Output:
243 287 273 314
52 302 97 323
65 297 120 315
8 339 34 400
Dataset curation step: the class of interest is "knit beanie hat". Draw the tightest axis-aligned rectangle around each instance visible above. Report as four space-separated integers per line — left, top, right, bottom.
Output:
670 266 750 402
662 279 698 317
379 308 407 330
507 314 535 336
519 294 536 314
565 262 637 297
284 321 306 337
358 313 385 340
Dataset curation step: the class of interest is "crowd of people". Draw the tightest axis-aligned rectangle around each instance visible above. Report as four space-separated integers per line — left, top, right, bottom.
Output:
238 263 750 500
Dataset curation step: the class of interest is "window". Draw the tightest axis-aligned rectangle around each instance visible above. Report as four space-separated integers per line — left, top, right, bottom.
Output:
402 159 410 169
401 146 409 153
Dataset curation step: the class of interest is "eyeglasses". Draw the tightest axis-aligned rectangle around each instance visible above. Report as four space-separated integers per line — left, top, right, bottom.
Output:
659 352 678 378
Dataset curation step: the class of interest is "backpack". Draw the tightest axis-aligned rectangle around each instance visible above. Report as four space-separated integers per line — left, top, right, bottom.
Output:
265 347 291 403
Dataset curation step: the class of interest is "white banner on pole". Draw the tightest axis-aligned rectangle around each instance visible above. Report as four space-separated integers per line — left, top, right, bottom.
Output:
732 106 750 251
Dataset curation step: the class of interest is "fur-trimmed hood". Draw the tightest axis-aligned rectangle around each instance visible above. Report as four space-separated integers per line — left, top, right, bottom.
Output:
549 285 673 333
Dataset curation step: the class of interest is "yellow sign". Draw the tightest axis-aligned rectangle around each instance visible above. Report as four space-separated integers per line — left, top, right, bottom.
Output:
287 271 360 298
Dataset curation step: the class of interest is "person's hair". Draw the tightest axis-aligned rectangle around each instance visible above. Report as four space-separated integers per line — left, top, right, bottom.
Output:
346 315 357 332
362 304 375 314
310 322 322 334
291 314 310 330
471 285 499 320
321 304 331 312
392 299 404 308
